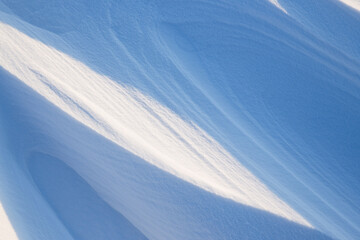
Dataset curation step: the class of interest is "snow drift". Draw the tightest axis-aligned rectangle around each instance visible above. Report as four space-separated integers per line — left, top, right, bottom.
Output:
0 0 359 239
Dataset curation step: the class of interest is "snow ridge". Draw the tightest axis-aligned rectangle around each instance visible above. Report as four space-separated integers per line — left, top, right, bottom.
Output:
0 0 359 239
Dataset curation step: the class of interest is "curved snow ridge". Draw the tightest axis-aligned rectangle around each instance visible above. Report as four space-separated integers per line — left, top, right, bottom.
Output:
268 0 287 13
27 153 148 240
1 0 359 239
0 70 332 240
152 4 360 239
0 15 310 227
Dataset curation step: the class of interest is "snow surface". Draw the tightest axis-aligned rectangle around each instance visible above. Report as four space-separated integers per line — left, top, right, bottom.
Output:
0 203 18 240
0 0 359 240
338 0 360 12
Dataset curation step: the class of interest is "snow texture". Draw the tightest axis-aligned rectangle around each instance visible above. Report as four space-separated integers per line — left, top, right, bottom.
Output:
0 0 359 240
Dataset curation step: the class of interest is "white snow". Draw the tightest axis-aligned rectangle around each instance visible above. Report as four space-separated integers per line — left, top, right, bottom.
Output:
338 0 360 11
0 0 359 240
268 0 288 13
0 19 310 227
0 204 18 240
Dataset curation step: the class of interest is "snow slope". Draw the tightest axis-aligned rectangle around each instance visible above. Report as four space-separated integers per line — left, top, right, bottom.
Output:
0 203 18 240
0 0 359 239
338 0 360 12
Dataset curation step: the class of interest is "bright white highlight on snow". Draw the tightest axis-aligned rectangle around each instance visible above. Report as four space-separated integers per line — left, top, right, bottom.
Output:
1 0 359 239
0 204 18 240
0 20 310 227
268 0 287 13
338 0 360 11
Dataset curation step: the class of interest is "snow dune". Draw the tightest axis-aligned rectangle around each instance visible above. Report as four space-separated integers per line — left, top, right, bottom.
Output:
0 0 359 239
0 67 330 240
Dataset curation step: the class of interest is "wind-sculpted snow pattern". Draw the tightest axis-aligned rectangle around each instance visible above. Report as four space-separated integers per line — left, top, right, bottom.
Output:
0 0 359 240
